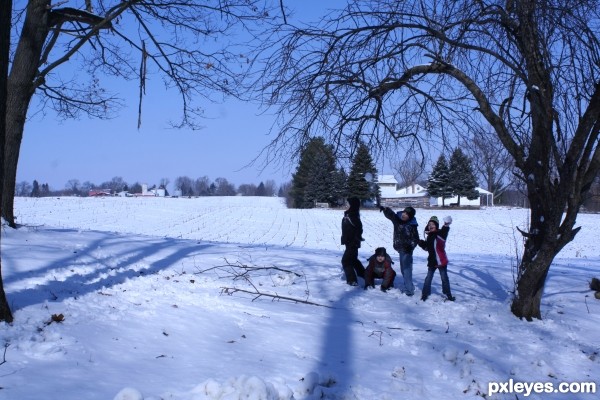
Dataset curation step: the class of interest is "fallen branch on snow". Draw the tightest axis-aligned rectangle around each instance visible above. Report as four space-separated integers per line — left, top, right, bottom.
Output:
387 327 432 332
220 287 333 308
197 258 303 279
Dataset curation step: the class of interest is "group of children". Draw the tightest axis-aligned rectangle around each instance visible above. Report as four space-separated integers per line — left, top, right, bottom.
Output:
341 197 455 302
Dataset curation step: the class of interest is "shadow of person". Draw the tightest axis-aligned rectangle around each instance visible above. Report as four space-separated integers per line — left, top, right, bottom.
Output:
313 286 363 397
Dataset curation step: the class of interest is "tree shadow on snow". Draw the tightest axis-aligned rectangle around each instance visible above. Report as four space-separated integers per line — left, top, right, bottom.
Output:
3 227 219 312
447 258 511 302
313 282 363 398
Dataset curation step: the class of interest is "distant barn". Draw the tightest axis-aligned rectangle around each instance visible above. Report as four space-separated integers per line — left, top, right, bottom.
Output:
89 189 111 197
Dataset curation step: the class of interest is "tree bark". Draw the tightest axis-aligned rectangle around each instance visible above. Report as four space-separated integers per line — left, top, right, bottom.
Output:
2 0 50 227
511 246 552 321
510 171 581 320
0 0 14 323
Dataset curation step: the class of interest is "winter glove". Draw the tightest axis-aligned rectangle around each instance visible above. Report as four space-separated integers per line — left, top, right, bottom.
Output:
379 206 385 212
444 216 452 225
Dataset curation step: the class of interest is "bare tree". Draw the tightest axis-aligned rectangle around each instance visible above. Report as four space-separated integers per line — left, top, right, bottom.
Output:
0 0 13 322
583 175 600 212
194 176 212 196
464 128 514 201
159 178 170 191
101 176 127 193
3 0 276 227
263 179 277 196
65 179 81 195
15 181 32 197
259 0 600 320
214 177 237 196
174 176 194 196
238 183 258 196
393 154 426 190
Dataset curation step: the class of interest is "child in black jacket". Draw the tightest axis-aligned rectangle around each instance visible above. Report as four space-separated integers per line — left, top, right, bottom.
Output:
340 197 365 285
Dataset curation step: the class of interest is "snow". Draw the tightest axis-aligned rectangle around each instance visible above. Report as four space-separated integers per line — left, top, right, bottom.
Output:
1 196 599 400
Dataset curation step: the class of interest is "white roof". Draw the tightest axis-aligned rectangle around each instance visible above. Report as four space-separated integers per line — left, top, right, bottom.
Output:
377 174 398 184
382 192 428 199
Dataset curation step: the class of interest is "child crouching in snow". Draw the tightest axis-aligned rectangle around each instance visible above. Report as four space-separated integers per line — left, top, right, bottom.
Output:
418 216 455 302
364 247 397 292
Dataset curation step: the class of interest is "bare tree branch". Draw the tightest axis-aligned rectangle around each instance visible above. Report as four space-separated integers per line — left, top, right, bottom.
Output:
256 0 600 320
220 287 333 308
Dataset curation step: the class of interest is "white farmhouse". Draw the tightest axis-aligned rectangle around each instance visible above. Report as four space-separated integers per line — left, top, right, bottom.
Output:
376 175 494 207
377 175 429 207
429 187 494 207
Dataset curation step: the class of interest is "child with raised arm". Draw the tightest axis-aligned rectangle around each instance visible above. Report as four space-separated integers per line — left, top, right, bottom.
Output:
418 215 455 301
379 206 419 296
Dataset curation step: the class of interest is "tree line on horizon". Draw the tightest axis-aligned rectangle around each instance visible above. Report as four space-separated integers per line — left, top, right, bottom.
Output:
287 138 378 208
15 176 284 198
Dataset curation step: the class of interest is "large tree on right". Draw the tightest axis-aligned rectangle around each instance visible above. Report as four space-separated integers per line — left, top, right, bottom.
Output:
260 0 600 320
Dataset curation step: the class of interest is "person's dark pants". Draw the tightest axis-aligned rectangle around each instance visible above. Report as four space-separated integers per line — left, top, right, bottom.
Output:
365 266 396 290
342 246 365 284
421 266 452 298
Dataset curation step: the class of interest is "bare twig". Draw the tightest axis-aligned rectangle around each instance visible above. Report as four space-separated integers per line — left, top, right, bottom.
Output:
196 259 303 278
585 295 590 314
369 330 386 346
1 343 9 366
221 287 333 308
387 327 432 332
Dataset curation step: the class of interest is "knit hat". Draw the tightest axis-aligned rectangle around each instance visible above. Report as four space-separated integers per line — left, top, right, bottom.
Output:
375 247 387 257
403 206 416 219
347 197 360 210
429 216 439 228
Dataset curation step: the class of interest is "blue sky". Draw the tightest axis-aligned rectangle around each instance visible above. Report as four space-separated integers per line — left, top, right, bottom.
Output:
16 1 397 192
18 91 282 190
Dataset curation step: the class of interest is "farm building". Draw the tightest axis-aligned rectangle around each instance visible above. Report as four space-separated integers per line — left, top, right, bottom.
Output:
376 175 494 207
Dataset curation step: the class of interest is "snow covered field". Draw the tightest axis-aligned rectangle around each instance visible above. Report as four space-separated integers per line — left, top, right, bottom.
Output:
1 196 599 400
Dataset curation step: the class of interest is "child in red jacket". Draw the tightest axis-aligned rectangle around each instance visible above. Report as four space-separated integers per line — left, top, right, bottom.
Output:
418 216 455 301
364 247 397 292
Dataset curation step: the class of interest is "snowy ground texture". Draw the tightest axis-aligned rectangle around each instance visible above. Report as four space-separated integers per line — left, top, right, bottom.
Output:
1 196 599 400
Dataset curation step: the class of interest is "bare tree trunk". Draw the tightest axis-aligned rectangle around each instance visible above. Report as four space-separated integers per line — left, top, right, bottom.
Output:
2 0 49 227
510 177 581 320
511 246 553 320
3 90 34 227
0 0 14 323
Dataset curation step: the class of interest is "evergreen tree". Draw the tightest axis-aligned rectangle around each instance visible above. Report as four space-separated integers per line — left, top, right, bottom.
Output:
304 155 335 204
449 148 479 206
41 183 50 197
256 182 266 196
30 180 40 197
290 137 338 208
346 143 379 203
427 155 453 206
331 167 348 207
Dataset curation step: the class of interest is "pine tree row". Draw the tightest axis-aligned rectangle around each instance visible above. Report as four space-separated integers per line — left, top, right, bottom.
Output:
428 149 479 206
290 138 379 208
